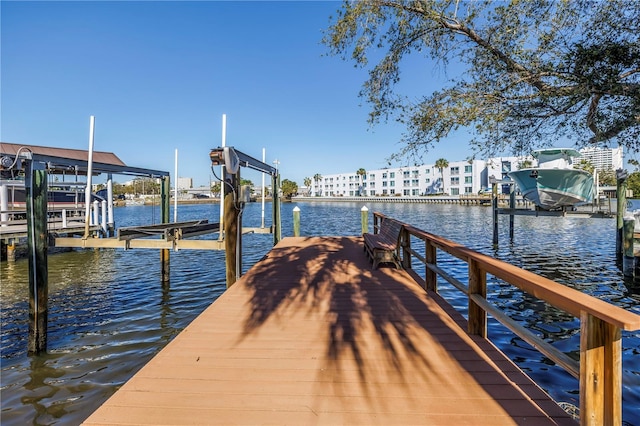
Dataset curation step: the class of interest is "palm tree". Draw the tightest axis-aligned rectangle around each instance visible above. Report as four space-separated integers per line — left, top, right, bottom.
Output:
303 177 312 196
574 159 595 174
313 173 323 196
518 159 533 170
356 168 366 196
434 158 449 194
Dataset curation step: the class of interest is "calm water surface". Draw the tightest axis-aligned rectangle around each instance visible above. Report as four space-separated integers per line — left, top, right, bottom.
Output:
1 201 639 424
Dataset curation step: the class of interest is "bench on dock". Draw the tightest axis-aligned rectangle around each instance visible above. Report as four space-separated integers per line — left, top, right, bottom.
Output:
363 216 403 269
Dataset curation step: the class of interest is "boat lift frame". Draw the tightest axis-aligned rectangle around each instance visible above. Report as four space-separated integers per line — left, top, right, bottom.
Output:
491 179 616 247
1 147 171 355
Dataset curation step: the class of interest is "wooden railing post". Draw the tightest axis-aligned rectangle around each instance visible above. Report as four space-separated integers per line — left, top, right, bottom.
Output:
400 226 411 269
468 259 487 337
580 312 622 426
425 240 437 292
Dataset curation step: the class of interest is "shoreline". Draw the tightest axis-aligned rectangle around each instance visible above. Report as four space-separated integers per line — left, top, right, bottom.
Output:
292 194 509 205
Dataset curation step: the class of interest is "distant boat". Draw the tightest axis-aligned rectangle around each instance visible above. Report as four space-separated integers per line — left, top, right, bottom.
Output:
508 148 594 210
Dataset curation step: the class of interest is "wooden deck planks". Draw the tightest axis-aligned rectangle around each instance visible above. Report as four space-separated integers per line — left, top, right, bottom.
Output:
82 236 574 425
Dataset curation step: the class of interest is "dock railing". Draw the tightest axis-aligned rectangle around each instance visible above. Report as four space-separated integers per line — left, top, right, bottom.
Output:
372 212 640 426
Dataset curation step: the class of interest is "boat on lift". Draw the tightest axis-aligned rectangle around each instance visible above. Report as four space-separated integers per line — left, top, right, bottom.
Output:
508 148 594 210
0 178 103 210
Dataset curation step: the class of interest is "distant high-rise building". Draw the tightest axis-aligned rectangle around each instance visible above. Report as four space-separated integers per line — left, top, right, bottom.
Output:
177 177 193 190
579 146 623 171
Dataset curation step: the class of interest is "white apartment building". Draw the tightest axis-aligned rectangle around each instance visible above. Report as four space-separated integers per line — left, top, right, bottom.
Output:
311 147 623 197
312 156 528 197
578 146 623 171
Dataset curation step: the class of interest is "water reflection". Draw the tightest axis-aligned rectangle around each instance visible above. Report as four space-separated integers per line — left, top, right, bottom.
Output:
22 355 67 424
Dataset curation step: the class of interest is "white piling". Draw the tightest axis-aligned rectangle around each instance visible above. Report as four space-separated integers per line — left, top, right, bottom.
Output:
101 200 107 234
62 209 67 228
218 114 226 241
0 182 8 227
261 148 266 228
107 174 114 230
84 116 95 238
174 149 178 223
92 200 99 227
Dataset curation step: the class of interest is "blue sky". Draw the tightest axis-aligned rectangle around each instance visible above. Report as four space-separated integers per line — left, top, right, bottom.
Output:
3 1 487 187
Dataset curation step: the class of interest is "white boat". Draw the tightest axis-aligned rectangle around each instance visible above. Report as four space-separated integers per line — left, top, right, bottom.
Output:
508 148 594 210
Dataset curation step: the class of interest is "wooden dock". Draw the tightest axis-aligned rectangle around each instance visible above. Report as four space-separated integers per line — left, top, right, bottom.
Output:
83 236 573 425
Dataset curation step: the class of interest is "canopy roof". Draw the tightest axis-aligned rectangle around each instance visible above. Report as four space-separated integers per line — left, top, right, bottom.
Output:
531 148 582 159
0 142 168 177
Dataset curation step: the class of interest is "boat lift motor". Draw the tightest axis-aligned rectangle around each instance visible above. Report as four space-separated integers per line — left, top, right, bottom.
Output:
209 147 277 177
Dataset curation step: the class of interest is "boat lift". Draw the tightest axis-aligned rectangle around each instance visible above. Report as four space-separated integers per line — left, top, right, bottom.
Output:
56 146 281 288
491 179 616 246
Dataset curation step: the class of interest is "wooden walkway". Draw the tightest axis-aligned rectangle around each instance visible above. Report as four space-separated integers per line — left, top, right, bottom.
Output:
83 237 574 425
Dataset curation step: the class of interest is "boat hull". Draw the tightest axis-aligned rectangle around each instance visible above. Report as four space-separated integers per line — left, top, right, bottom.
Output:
508 168 594 210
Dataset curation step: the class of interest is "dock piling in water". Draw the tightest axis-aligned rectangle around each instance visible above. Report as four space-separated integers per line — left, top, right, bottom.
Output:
492 181 499 246
361 205 368 234
160 176 171 284
623 217 635 277
26 161 48 355
293 206 300 237
616 169 628 261
509 184 515 240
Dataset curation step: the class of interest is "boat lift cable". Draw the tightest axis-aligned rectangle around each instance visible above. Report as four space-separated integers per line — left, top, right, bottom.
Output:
210 162 245 278
210 165 242 211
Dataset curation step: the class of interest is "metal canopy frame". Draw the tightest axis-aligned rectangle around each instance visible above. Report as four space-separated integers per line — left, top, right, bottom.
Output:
14 152 169 178
3 151 169 178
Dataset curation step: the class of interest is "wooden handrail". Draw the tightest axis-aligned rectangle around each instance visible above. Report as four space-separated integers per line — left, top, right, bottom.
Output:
373 212 640 426
401 222 640 331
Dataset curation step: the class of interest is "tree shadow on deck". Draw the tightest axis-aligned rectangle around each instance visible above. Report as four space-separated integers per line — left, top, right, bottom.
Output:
239 237 434 381
237 236 572 423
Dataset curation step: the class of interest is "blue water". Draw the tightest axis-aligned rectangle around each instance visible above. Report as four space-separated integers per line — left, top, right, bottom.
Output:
1 201 639 424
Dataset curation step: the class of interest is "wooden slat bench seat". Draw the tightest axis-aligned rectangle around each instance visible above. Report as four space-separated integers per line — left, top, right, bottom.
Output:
363 217 403 269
